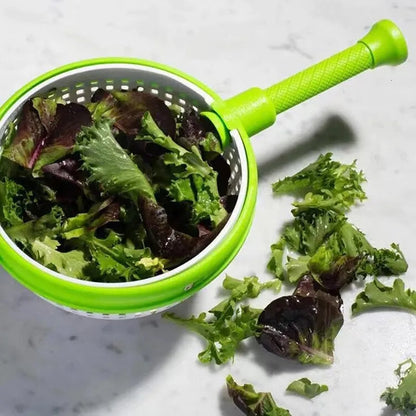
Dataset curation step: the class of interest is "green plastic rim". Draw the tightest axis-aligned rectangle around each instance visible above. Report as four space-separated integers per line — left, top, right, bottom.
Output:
0 57 258 316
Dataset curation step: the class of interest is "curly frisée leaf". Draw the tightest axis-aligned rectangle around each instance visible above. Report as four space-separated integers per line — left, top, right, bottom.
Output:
286 378 328 399
226 375 292 416
352 278 416 316
272 153 366 213
163 276 280 364
381 359 416 415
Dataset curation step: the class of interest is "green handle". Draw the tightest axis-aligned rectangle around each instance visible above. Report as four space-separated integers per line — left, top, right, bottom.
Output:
209 19 408 144
267 20 407 114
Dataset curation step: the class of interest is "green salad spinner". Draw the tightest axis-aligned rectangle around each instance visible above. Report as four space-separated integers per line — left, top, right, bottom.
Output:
0 20 407 318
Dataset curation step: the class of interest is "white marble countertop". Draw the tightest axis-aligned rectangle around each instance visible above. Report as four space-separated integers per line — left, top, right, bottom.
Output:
0 1 415 415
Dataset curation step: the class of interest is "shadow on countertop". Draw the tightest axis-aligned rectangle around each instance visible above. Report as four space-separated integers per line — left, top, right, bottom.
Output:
0 269 194 416
257 114 356 178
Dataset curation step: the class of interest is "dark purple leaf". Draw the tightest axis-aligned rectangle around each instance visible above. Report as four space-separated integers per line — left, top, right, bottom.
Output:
42 158 84 188
256 292 343 365
220 195 238 213
140 198 225 260
317 256 361 292
33 103 92 171
91 200 120 230
177 107 208 150
44 103 92 149
210 155 231 196
256 275 344 365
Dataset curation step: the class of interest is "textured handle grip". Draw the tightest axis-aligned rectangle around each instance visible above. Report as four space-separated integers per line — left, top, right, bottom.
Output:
266 42 373 114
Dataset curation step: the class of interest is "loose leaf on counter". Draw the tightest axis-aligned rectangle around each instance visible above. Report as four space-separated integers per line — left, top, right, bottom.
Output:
163 276 281 365
286 378 328 399
352 278 416 315
381 359 416 415
272 152 366 214
226 375 292 416
256 275 344 365
268 154 408 284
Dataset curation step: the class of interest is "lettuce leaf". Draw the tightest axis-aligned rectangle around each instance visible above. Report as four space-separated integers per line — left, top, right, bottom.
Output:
381 359 416 415
286 378 328 399
256 289 343 365
226 375 292 416
138 112 227 226
33 102 92 173
31 236 88 279
0 178 35 227
76 121 156 202
6 206 65 249
88 88 176 138
82 231 166 282
272 153 366 214
268 154 407 284
2 100 46 169
352 278 416 315
163 275 281 364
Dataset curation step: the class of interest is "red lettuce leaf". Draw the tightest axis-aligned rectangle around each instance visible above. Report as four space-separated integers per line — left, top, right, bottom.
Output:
256 273 345 365
2 101 46 169
42 157 84 188
33 103 92 171
140 198 225 260
90 88 176 139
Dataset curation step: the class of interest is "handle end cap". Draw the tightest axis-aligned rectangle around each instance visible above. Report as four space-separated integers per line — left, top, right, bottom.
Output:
360 19 408 67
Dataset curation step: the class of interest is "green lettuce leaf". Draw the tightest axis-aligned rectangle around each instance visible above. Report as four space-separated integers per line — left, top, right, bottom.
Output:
267 238 286 280
163 275 280 364
6 206 65 248
272 153 366 213
31 236 88 279
352 278 416 315
76 121 156 203
226 375 292 416
0 178 35 227
286 378 328 399
62 198 119 239
381 359 416 415
138 112 227 226
81 231 166 282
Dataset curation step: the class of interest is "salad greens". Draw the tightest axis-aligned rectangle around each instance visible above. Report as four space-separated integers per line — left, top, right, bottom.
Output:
352 278 416 315
163 275 281 364
381 359 416 415
226 375 291 416
286 378 328 399
268 153 407 283
0 89 233 281
163 152 411 413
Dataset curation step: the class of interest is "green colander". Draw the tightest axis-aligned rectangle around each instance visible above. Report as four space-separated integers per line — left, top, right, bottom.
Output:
0 20 407 319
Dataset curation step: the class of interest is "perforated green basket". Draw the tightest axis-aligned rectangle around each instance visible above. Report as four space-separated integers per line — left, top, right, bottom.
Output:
0 20 407 318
